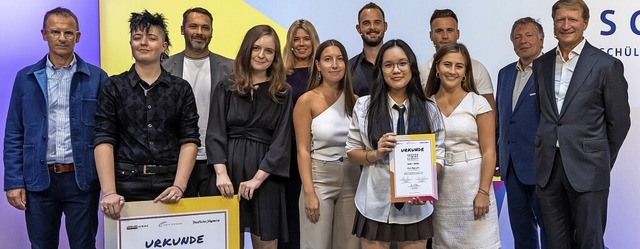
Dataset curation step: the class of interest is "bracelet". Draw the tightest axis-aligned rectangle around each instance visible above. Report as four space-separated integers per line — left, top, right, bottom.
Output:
102 192 117 199
171 185 185 195
365 150 373 163
477 188 489 196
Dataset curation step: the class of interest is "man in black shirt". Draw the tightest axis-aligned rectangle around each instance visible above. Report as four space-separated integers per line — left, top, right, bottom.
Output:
94 10 199 220
349 2 387 96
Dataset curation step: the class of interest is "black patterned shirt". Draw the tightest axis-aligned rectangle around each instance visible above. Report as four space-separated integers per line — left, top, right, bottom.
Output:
94 65 200 165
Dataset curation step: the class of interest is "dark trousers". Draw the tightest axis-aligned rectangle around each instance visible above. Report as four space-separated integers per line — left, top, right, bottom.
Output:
536 150 608 249
278 150 301 249
506 160 546 249
115 169 175 202
183 160 214 197
25 172 99 249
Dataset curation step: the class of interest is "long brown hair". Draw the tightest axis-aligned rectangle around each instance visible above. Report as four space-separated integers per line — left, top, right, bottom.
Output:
307 39 356 117
424 43 477 97
231 25 287 103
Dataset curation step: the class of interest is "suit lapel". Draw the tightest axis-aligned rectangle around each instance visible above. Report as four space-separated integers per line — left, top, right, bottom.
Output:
513 74 535 113
174 53 185 77
559 42 597 118
504 65 517 117
541 52 558 117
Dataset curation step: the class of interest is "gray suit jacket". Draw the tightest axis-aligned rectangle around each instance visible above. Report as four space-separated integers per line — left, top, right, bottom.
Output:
162 51 233 97
532 41 630 192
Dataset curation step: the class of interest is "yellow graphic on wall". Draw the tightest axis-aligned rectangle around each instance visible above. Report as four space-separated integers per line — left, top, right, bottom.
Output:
100 0 286 75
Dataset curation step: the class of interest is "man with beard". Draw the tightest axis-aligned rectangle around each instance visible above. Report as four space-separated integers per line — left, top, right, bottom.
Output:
419 9 496 111
163 7 233 197
349 2 387 96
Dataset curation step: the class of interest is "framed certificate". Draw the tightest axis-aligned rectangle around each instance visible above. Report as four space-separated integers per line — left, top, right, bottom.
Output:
104 196 240 249
390 134 438 202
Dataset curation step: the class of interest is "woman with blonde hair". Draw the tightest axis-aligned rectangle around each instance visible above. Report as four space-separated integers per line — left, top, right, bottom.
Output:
280 19 320 249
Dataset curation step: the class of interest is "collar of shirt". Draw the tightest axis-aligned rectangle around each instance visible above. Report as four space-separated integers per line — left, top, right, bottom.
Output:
354 51 375 67
126 64 173 88
46 53 77 71
387 94 409 109
517 52 543 72
555 38 586 62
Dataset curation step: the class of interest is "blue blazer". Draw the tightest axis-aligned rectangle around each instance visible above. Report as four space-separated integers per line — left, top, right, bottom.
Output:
496 61 539 185
533 42 630 192
4 54 108 192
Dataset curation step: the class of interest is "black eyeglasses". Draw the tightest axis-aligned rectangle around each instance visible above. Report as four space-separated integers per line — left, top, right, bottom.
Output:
44 29 78 39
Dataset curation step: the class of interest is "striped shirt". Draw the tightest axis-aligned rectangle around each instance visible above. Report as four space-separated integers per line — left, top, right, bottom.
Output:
45 55 77 164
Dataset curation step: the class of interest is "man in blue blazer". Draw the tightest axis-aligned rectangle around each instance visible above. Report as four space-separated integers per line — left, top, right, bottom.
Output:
162 7 232 197
532 1 631 248
3 7 107 248
497 17 546 249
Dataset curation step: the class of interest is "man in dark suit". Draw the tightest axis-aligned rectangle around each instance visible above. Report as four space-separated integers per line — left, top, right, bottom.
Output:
532 1 631 248
497 17 546 249
162 7 232 197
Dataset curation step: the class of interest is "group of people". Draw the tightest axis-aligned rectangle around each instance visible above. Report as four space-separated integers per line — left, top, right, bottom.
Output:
3 1 630 249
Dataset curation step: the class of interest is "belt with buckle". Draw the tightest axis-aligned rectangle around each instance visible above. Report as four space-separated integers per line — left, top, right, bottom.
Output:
444 149 482 166
48 163 75 173
116 163 177 175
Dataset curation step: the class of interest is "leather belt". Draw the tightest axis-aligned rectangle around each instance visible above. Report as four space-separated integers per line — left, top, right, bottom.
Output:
445 149 482 166
116 163 177 175
48 163 75 173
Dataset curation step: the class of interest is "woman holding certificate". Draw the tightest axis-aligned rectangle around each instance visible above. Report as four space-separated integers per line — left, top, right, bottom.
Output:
294 39 360 249
345 39 445 249
424 43 501 248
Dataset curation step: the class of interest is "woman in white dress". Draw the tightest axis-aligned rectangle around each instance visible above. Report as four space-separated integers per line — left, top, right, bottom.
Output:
424 43 501 249
293 39 360 249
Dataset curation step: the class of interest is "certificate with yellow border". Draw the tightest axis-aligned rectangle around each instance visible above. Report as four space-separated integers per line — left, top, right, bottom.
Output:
390 134 438 202
104 196 240 249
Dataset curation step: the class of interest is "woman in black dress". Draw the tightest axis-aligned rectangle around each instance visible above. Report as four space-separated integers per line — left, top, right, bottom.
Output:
206 24 292 249
280 19 320 249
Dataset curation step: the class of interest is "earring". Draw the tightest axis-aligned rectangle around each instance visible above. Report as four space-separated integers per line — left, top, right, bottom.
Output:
461 76 467 82
291 48 294 51
435 72 440 78
318 74 321 80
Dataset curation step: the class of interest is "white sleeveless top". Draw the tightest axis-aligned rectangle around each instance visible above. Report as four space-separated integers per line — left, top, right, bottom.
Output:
311 92 350 161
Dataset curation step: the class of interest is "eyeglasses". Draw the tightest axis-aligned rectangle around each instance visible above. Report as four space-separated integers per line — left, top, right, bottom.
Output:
44 29 78 39
382 60 410 73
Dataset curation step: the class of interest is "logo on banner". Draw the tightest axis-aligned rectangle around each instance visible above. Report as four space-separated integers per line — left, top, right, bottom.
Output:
600 9 640 57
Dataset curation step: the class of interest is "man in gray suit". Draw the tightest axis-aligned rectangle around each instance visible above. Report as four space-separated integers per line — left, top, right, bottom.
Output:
532 0 630 248
163 7 232 197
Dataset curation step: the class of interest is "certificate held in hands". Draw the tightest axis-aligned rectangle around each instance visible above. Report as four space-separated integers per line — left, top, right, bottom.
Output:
390 134 438 202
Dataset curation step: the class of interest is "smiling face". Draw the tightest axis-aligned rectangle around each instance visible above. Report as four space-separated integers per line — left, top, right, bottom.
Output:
182 12 212 55
553 6 588 51
42 14 80 60
356 8 387 47
250 34 276 75
292 28 312 61
512 23 543 64
436 51 467 90
382 46 412 94
130 26 168 64
315 45 345 85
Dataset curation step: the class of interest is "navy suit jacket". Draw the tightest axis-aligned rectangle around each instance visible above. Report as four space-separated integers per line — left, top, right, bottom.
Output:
532 41 630 192
496 61 539 185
